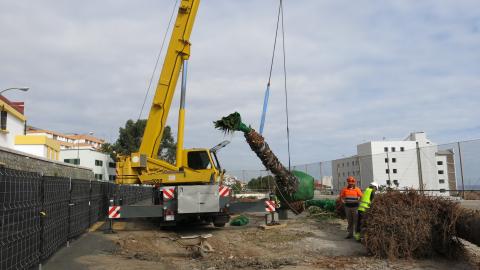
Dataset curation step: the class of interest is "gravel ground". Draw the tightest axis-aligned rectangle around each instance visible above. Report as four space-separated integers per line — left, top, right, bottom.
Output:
43 211 480 270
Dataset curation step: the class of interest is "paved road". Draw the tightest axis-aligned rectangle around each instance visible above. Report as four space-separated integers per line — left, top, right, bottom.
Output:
43 223 117 270
460 200 480 210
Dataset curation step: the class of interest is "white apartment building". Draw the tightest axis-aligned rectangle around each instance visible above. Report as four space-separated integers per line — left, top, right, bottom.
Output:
0 96 61 161
27 127 105 150
0 96 26 148
60 147 115 181
27 127 115 181
332 132 453 196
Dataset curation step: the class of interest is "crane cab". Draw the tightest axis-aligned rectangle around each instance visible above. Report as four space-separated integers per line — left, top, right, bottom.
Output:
116 141 229 186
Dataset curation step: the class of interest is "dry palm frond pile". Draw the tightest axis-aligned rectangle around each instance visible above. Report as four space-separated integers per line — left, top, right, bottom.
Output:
362 190 464 259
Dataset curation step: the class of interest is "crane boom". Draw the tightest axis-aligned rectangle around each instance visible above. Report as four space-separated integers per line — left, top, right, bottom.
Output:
140 0 199 159
116 0 225 186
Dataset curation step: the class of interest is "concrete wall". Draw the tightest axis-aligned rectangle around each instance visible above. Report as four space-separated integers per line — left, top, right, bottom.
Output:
0 145 93 179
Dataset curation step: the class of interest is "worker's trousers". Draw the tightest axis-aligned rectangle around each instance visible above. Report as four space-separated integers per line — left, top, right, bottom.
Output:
344 206 358 237
356 210 364 234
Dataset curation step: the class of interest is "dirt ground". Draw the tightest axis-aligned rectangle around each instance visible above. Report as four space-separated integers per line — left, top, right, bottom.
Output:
43 212 480 270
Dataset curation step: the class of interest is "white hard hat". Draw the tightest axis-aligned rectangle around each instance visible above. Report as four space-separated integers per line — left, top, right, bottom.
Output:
370 182 379 188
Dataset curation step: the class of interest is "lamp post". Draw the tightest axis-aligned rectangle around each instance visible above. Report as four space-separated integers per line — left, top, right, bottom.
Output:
0 87 29 95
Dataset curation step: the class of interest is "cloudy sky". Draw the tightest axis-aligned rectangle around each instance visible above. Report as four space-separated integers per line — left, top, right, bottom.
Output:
0 0 479 171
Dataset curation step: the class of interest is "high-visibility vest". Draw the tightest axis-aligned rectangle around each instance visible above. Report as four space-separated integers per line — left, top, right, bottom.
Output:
341 187 362 204
358 187 374 212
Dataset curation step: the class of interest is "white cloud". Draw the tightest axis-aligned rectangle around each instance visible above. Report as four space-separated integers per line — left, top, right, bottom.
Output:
0 0 478 171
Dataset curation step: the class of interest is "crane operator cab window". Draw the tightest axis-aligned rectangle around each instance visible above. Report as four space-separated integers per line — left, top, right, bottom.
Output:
187 151 212 170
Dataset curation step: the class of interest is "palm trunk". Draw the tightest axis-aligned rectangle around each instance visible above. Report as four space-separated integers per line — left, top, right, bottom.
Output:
214 112 304 213
244 130 298 194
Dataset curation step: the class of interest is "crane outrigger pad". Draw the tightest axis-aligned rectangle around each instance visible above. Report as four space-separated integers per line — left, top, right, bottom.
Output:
110 205 164 218
227 199 270 214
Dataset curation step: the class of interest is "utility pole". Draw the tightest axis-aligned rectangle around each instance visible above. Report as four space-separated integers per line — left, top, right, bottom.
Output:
319 162 323 189
416 142 424 193
457 142 465 199
386 151 391 185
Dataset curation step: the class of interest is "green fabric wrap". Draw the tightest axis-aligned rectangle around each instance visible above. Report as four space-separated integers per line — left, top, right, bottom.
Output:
305 199 336 212
230 215 250 226
278 170 314 202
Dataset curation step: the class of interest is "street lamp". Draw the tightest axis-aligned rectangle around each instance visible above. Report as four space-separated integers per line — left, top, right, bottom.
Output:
0 87 30 95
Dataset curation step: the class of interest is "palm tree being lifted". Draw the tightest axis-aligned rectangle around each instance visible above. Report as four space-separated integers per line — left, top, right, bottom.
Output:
214 112 311 214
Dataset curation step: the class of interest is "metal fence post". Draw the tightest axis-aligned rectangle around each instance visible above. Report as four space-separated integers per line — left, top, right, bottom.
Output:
319 162 323 188
67 177 71 248
88 180 92 227
457 141 465 199
39 175 45 270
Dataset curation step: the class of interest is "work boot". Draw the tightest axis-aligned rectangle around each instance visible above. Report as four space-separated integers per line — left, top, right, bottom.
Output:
354 232 361 241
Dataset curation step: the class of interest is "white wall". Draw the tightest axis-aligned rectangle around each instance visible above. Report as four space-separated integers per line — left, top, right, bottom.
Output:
60 148 115 181
0 115 24 148
367 141 420 190
436 155 449 195
14 144 46 158
332 156 360 192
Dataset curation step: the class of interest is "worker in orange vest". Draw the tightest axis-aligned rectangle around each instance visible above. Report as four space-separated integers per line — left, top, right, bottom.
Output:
340 176 363 239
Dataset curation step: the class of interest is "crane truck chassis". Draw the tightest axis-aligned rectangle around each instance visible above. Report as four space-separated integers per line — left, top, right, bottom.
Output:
112 0 239 227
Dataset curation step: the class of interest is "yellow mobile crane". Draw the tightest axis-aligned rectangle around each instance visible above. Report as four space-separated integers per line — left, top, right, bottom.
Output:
114 0 231 226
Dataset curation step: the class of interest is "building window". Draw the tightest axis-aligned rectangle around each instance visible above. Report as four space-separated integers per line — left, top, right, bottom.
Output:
391 147 396 152
64 158 80 165
342 163 344 167
393 169 397 174
338 173 340 178
109 162 116 168
393 180 399 187
437 161 443 165
109 175 116 181
400 147 405 152
392 158 397 163
384 147 388 152
342 172 345 177
439 179 445 184
95 174 103 180
438 170 444 175
385 158 388 163
95 160 103 166
347 162 349 167
0 110 7 130
386 169 389 174
386 180 391 186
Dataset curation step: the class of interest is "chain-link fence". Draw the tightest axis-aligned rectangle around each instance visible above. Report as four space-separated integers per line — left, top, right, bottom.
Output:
228 138 480 198
0 167 152 270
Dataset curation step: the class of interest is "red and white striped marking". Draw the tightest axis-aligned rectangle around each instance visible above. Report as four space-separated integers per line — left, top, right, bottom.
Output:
265 200 276 212
108 206 121 219
163 187 175 200
219 186 230 197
